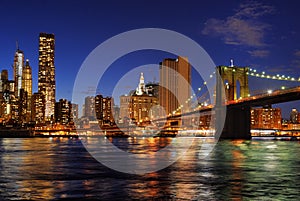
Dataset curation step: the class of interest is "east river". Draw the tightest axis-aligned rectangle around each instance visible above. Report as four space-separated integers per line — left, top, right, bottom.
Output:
0 137 299 200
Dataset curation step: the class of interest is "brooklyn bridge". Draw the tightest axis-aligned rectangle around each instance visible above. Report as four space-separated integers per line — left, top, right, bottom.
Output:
157 64 300 139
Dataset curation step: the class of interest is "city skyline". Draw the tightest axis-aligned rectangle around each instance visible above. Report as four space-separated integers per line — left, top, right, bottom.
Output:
1 1 300 118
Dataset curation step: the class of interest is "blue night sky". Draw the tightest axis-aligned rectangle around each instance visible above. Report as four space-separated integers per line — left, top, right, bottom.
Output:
1 0 300 118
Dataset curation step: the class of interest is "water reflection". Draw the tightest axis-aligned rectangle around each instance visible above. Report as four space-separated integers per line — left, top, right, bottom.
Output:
0 138 299 200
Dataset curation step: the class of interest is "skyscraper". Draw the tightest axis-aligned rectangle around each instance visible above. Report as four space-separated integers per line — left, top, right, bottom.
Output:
84 96 95 118
22 59 32 121
13 48 24 97
31 92 45 124
159 56 191 116
95 94 114 126
38 33 55 121
55 99 72 125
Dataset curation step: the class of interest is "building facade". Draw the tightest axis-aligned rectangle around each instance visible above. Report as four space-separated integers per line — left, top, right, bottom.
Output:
84 96 95 118
13 49 24 97
31 92 45 124
159 56 191 116
38 33 56 121
55 99 72 125
290 108 298 124
119 73 158 125
95 95 114 126
71 103 79 121
22 59 32 121
251 107 282 129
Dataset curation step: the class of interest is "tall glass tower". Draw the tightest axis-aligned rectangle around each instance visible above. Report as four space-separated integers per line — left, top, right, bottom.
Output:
22 59 32 121
13 49 24 97
38 33 56 121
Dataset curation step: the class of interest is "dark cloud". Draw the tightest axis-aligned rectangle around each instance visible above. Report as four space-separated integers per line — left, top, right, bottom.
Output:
248 50 270 58
202 1 274 48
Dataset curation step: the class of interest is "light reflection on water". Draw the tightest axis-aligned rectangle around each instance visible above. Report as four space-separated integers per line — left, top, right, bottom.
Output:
0 137 299 200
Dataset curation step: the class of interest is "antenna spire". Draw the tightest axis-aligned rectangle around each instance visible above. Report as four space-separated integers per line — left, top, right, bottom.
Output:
230 59 234 67
16 40 19 50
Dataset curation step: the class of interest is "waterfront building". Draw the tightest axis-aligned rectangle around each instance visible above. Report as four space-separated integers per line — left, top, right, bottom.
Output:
22 59 32 121
159 56 191 116
119 73 158 125
38 33 56 121
31 92 45 124
0 70 9 92
95 95 114 126
84 96 95 118
13 48 24 97
251 107 282 129
71 103 79 121
290 108 298 124
18 89 28 123
119 95 131 122
55 99 72 125
113 105 120 123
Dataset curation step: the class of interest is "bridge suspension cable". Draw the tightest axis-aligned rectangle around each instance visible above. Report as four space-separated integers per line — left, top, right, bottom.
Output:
170 70 216 115
247 68 300 82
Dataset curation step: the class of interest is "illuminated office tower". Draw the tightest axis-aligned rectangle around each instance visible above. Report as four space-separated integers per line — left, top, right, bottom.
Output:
84 96 95 118
22 59 32 121
55 99 72 125
159 56 191 116
95 94 114 126
13 48 24 97
38 33 56 121
31 92 45 124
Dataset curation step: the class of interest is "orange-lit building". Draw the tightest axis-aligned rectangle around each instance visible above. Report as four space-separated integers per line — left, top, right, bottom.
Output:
251 107 281 129
22 59 32 121
159 56 191 116
119 73 158 125
31 92 45 124
38 33 55 121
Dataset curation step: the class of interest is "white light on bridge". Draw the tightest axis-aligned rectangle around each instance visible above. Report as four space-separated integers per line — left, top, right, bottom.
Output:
281 86 286 90
267 90 273 94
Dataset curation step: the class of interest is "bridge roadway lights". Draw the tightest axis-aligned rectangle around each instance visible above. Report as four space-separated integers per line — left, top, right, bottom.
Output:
221 105 252 139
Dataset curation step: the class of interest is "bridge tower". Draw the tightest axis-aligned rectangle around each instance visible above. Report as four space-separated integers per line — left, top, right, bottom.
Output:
215 60 251 139
216 61 249 101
